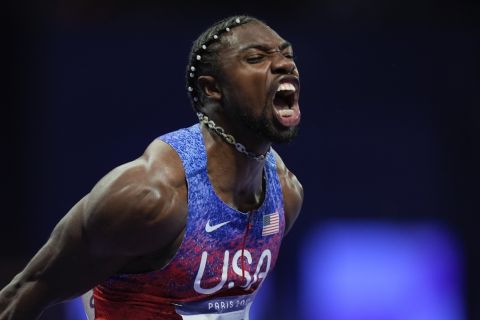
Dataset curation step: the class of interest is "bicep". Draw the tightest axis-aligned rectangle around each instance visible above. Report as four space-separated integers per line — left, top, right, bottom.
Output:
83 168 185 257
16 167 180 305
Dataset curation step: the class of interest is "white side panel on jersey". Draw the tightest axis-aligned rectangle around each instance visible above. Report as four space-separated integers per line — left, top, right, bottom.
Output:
81 289 95 320
179 302 251 320
175 295 253 320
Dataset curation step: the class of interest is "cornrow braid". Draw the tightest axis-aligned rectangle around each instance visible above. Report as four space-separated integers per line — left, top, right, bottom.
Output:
186 15 261 110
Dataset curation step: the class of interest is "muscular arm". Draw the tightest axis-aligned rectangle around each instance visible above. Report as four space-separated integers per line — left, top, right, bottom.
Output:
273 150 304 236
0 140 186 320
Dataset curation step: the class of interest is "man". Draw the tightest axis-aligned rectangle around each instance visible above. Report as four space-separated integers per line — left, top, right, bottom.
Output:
0 15 303 319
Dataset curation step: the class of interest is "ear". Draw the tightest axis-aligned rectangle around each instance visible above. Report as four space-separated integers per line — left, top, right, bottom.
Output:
197 75 222 102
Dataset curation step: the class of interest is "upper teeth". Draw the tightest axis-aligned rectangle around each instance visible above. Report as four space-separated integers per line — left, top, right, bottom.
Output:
277 83 296 92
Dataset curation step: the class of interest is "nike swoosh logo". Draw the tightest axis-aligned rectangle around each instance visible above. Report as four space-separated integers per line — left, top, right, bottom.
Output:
205 220 231 233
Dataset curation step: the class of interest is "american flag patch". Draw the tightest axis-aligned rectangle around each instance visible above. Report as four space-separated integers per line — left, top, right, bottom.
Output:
262 212 279 236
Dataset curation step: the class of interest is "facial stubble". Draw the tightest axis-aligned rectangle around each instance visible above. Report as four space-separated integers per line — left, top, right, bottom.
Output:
234 104 299 144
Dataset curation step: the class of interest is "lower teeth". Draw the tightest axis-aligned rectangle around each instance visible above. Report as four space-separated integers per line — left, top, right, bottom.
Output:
278 109 294 117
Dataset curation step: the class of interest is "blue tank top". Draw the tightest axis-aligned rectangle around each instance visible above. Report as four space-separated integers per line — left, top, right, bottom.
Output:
93 124 286 320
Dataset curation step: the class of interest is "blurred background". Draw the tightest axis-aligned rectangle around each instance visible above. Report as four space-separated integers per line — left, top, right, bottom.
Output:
2 0 479 319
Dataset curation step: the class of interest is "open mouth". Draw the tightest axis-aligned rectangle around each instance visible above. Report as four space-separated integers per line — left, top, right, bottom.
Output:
272 78 301 128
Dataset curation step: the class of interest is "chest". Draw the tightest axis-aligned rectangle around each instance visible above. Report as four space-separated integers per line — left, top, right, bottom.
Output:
164 200 285 296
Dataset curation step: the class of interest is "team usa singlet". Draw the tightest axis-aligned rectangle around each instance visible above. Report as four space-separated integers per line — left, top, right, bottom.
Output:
91 124 286 319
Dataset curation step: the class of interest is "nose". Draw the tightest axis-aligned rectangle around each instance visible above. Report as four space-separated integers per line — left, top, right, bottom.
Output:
271 52 297 75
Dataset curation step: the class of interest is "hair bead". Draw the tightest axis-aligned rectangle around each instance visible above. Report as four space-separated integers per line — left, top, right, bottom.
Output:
187 16 256 105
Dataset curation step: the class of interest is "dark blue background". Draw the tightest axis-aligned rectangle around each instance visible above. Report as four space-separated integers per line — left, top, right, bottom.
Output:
2 0 479 318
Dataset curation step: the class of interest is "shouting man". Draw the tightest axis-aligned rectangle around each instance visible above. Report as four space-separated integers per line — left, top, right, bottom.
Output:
0 15 303 319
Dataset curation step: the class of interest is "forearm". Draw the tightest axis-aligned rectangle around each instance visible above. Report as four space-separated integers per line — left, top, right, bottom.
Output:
0 276 51 320
0 223 91 319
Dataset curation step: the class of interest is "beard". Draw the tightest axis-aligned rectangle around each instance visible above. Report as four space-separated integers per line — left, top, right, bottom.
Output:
234 106 299 144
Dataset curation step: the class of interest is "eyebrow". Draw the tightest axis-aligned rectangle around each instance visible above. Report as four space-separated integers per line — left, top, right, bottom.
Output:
240 41 292 52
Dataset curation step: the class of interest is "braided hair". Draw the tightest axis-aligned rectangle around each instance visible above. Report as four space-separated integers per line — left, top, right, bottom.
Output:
185 15 262 111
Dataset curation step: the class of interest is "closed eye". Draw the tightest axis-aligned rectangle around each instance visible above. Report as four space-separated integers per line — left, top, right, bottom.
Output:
246 55 265 64
284 52 295 59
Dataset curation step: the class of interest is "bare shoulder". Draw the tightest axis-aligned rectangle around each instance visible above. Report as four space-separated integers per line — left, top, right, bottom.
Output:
84 138 187 257
272 149 304 236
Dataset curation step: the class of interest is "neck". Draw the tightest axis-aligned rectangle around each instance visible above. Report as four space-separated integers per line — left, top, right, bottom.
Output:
201 124 268 212
197 112 270 161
